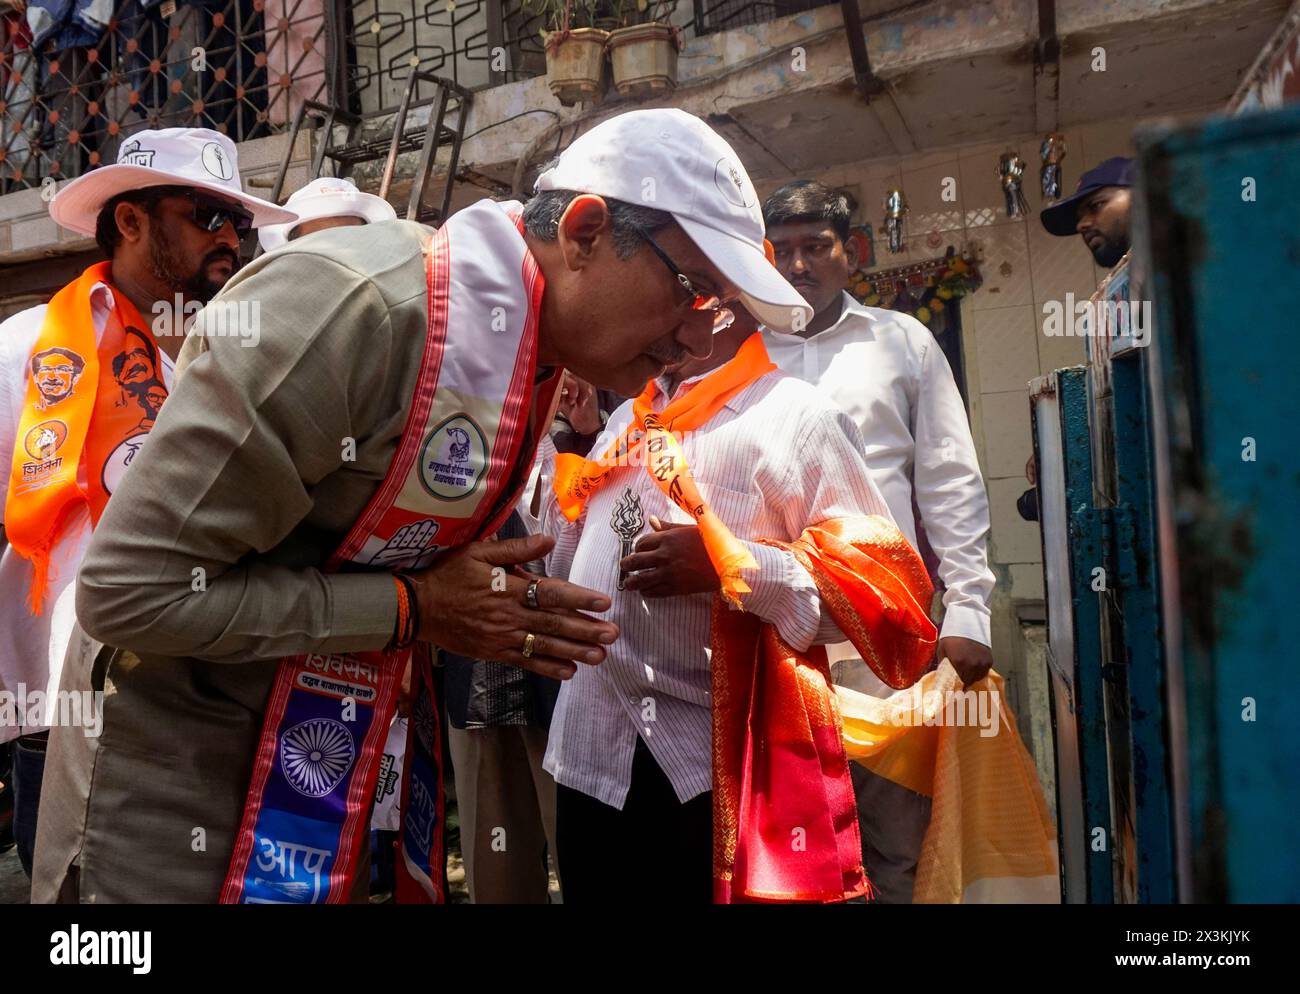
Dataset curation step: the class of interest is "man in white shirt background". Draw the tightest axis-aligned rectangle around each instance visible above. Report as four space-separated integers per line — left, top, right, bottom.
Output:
0 128 293 882
761 179 997 903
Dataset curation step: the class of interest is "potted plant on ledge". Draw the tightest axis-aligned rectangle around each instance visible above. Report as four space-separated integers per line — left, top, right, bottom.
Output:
606 0 682 99
528 0 610 106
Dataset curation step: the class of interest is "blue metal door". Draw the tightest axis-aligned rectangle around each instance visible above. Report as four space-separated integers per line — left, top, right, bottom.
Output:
1136 102 1300 902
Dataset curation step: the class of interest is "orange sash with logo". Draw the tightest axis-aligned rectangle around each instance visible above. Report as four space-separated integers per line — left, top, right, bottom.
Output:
552 332 776 605
4 262 167 612
713 516 938 903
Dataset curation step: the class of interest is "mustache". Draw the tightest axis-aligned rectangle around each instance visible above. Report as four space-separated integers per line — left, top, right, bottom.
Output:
645 339 690 366
205 248 239 268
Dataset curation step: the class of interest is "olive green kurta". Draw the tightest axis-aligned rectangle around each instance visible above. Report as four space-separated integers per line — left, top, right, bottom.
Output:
32 219 436 903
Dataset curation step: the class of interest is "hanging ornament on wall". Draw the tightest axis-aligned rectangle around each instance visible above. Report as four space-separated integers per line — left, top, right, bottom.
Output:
883 187 908 254
997 151 1029 218
1040 133 1067 202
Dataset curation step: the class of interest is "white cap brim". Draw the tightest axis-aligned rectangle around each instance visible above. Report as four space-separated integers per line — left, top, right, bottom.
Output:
49 164 297 237
676 216 812 334
258 189 397 252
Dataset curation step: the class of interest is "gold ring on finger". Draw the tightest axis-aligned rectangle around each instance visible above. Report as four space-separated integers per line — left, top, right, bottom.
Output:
521 632 537 658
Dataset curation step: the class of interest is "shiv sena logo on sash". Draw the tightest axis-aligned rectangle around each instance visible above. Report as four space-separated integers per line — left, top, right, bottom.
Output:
4 263 170 613
221 198 562 904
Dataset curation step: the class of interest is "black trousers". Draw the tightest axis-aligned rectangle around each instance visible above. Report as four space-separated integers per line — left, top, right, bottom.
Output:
556 738 711 904
13 731 49 878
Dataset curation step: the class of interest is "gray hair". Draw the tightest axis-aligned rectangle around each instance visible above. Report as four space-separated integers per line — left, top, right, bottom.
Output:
522 188 674 259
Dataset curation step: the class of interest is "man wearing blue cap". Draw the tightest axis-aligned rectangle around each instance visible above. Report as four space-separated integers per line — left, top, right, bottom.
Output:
1040 156 1135 267
1022 156 1137 522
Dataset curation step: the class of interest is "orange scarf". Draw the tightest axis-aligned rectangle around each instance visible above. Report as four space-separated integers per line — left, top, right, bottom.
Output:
4 262 167 612
713 516 938 903
552 332 776 605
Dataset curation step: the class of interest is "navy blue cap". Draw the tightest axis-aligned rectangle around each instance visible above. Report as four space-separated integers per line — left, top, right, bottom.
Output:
1040 157 1135 236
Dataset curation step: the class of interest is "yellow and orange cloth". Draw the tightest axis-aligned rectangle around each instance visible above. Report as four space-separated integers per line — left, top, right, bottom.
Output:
552 332 776 606
839 664 1060 903
4 262 166 612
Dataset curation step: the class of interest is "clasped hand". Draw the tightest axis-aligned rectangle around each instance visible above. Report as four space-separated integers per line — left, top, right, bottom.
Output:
405 532 619 680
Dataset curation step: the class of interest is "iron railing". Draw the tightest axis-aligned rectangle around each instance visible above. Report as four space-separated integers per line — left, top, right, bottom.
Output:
0 0 337 193
343 0 547 113
0 0 836 192
692 0 828 35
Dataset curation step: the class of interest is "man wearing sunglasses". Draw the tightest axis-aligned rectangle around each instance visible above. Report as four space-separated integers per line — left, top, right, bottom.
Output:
0 127 292 895
34 110 816 903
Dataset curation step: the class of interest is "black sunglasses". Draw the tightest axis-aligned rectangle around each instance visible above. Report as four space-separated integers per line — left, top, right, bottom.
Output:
141 186 254 237
182 190 255 237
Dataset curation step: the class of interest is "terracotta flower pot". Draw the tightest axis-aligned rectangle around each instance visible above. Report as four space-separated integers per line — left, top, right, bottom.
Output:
607 22 678 99
543 27 610 106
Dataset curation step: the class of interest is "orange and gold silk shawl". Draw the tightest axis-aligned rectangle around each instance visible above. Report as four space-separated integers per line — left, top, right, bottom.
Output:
713 515 938 903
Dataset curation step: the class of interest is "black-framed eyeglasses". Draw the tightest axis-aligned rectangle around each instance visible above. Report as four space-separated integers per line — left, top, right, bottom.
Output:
632 225 735 332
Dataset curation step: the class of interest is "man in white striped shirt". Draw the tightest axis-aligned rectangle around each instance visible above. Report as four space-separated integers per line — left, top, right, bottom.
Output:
539 308 895 903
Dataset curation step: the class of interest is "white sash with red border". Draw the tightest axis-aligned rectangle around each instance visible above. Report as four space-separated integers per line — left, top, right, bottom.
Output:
221 200 559 904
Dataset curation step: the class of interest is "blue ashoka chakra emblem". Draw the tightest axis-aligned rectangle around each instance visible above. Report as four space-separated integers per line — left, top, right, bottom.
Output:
280 718 356 798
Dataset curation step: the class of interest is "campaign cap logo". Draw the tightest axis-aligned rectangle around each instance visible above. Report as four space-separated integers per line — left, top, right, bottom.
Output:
714 156 754 209
418 413 487 501
23 420 67 461
118 139 155 168
279 718 356 798
201 141 235 180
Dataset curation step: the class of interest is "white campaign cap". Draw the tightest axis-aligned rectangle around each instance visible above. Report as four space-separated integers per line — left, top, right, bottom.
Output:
534 108 812 334
258 176 398 252
49 127 297 236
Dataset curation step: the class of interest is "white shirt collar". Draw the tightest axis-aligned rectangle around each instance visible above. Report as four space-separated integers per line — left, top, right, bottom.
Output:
816 291 878 338
763 291 877 345
89 279 115 309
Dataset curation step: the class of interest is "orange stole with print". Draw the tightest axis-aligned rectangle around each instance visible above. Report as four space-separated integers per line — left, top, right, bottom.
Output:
712 515 938 903
4 262 167 611
551 332 776 606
